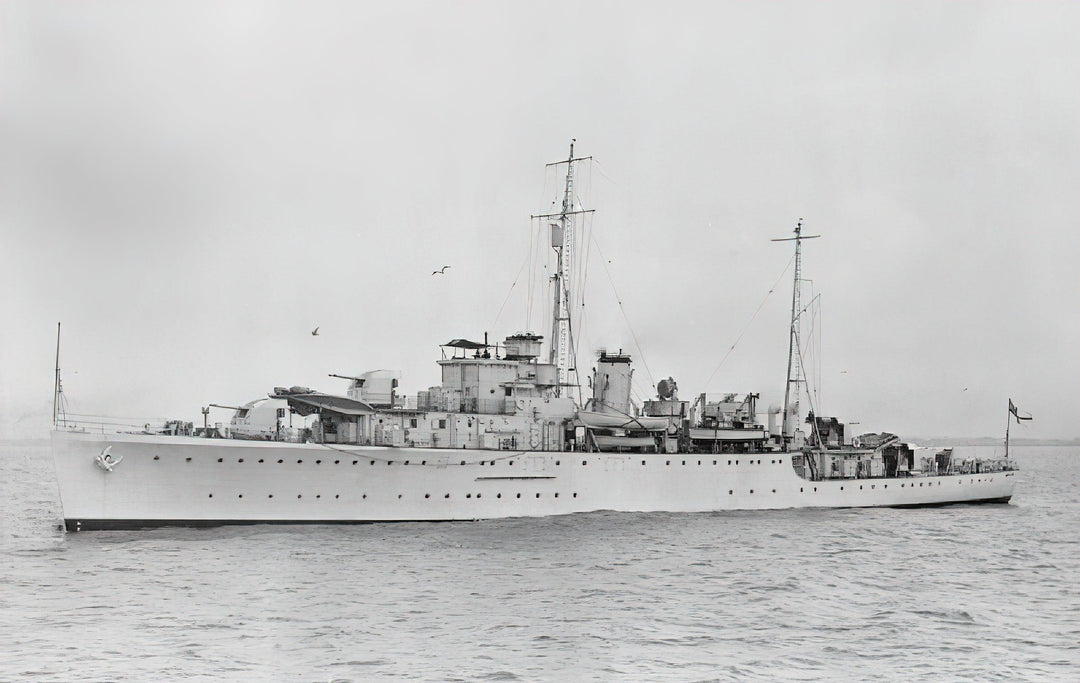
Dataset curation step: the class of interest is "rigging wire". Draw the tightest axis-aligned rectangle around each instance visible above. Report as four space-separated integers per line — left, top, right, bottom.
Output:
592 159 620 188
795 332 826 450
589 233 656 390
525 218 536 330
490 236 535 333
702 252 796 390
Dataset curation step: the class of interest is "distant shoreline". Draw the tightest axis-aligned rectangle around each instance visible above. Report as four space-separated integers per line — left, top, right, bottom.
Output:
908 437 1080 448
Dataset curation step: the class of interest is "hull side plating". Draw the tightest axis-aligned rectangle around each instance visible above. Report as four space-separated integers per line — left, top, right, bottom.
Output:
54 431 1016 531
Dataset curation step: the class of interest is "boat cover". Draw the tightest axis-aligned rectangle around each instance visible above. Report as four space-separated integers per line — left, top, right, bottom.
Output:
577 410 670 431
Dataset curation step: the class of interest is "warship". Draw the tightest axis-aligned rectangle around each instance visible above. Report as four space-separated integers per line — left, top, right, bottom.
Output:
50 143 1017 531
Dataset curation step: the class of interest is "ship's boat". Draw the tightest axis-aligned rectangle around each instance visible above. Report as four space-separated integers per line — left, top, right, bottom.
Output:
49 143 1019 530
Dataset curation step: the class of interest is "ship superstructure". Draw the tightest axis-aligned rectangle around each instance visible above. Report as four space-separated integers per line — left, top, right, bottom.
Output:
50 143 1018 530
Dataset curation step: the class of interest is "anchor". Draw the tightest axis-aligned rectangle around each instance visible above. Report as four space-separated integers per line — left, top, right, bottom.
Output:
94 446 123 472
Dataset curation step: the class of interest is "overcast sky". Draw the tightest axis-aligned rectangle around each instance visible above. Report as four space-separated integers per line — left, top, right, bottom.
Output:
2 1 1077 440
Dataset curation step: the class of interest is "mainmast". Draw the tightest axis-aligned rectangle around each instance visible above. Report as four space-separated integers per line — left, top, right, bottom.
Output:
772 220 820 447
52 322 62 427
533 140 593 398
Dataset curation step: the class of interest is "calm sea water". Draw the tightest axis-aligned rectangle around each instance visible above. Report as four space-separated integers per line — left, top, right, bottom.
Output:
2 441 1078 681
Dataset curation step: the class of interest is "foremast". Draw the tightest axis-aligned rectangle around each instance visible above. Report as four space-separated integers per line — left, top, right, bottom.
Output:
533 140 593 399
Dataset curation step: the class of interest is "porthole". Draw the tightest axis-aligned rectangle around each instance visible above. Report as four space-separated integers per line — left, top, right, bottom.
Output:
800 487 804 492
642 460 646 466
153 455 160 460
404 460 410 465
268 494 273 498
425 493 431 499
477 493 482 499
217 458 223 463
334 494 339 499
278 459 283 464
728 460 732 465
901 483 905 488
697 460 701 465
460 461 466 466
509 461 514 466
186 457 192 462
466 493 472 499
316 460 322 465
736 460 739 465
841 486 844 491
556 460 561 466
713 460 717 465
554 493 559 498
536 493 541 498
516 493 521 498
363 494 367 499
239 458 245 463
423 461 428 465
238 494 243 498
297 494 302 499
682 460 686 465
572 493 577 498
370 461 374 466
860 485 863 490
334 460 340 464
497 493 502 499
444 493 450 498
666 460 671 466
258 458 264 463
771 460 775 464
582 460 587 466
771 489 776 493
814 487 818 492
388 461 394 466
317 494 321 499
297 459 303 464
729 490 733 495
208 493 213 498
397 494 402 499
750 489 754 494
352 460 358 465
779 459 783 464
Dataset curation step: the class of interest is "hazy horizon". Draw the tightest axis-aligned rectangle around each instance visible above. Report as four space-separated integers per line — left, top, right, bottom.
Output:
2 1 1077 440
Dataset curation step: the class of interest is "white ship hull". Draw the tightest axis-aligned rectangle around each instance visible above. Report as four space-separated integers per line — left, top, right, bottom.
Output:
52 430 1017 531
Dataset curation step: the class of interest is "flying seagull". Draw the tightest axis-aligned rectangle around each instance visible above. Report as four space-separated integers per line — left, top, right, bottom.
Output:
432 265 451 275
311 326 320 336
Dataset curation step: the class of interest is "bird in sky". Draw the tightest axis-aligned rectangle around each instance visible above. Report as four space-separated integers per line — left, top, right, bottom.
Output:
432 265 451 275
311 326 320 336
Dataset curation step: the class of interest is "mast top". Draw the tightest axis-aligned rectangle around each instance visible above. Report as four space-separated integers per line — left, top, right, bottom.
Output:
545 138 592 168
771 219 821 243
